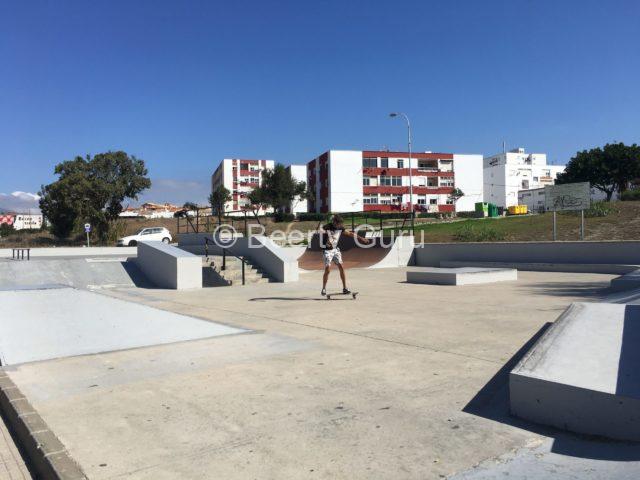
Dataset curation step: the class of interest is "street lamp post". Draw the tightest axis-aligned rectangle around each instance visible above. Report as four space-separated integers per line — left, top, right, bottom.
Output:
389 112 414 220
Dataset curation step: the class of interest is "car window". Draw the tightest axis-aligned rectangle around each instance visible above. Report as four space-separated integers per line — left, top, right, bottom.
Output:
140 229 150 235
152 228 162 234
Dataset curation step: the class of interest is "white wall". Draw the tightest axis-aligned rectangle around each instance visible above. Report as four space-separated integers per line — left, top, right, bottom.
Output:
453 154 483 212
328 150 363 213
287 164 308 214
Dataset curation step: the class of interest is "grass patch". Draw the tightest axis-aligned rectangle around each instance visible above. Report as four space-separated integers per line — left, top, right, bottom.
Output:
452 223 507 242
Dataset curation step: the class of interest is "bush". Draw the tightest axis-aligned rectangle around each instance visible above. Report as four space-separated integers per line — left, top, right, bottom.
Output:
453 223 506 242
566 201 617 218
455 211 478 218
296 212 326 222
274 212 295 223
0 223 15 237
417 212 440 218
620 189 640 201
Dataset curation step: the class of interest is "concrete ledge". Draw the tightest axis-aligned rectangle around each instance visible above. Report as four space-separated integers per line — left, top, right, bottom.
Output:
440 260 639 275
510 302 640 441
406 267 517 286
135 241 201 289
0 369 86 479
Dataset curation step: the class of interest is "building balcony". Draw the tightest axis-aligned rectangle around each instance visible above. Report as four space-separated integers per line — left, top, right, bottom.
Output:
362 167 454 177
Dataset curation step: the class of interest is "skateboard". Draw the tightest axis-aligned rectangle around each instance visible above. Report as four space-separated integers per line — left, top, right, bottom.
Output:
325 291 358 300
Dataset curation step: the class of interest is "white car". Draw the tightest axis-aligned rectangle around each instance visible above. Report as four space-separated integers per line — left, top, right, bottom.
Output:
117 227 172 246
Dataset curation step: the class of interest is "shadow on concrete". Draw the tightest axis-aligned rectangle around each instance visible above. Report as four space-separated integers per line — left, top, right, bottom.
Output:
516 281 611 299
463 321 640 461
121 260 158 289
616 305 640 397
249 297 328 302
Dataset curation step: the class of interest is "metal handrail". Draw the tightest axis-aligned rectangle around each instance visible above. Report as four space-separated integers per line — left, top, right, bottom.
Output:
203 237 246 285
12 248 30 260
178 208 257 235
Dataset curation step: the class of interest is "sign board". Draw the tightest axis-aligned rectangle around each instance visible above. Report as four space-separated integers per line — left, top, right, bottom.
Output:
84 223 91 233
544 182 591 212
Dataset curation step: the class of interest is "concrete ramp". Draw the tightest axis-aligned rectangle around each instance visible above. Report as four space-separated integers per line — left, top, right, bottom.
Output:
298 234 413 270
0 257 152 290
0 287 246 365
510 302 640 441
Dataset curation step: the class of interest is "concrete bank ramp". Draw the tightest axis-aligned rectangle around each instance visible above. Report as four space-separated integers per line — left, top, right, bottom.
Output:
0 257 153 290
0 287 246 365
510 302 640 441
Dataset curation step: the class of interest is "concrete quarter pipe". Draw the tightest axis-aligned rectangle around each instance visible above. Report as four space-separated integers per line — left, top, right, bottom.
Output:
297 234 413 270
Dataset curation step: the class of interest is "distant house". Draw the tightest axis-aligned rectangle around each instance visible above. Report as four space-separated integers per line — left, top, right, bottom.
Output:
119 202 182 219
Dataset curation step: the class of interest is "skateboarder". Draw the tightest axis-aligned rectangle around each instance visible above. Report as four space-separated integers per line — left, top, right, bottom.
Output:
319 214 371 296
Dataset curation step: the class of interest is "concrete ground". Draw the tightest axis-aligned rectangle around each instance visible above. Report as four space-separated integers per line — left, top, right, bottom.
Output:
5 268 640 479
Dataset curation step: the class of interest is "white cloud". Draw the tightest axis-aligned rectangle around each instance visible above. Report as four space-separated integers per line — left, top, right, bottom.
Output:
0 191 41 213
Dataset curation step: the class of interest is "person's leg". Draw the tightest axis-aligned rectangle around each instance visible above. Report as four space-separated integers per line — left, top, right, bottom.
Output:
338 263 347 290
323 265 331 290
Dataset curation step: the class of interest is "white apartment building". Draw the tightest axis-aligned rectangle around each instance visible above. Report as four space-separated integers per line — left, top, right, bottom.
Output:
211 158 275 215
483 148 565 207
307 150 483 214
285 164 308 215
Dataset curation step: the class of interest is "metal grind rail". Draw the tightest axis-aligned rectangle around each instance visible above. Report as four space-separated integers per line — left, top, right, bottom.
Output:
203 237 247 285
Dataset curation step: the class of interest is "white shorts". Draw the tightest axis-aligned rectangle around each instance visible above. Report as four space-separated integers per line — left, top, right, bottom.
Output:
323 248 343 267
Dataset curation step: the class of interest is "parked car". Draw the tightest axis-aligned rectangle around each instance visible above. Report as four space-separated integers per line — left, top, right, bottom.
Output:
117 227 172 246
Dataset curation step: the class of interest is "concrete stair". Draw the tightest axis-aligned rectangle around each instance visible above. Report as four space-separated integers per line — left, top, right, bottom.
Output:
201 255 271 287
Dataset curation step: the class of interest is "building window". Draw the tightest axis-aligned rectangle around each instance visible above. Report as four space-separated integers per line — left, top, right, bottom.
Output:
446 198 454 205
418 160 437 170
380 158 389 168
429 198 437 205
380 176 402 186
363 195 377 204
533 176 539 182
363 177 370 186
522 180 529 189
397 159 404 168
417 197 426 205
363 157 377 168
440 178 454 187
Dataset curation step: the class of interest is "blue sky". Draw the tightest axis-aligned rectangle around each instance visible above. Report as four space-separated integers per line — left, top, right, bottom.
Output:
1 0 639 207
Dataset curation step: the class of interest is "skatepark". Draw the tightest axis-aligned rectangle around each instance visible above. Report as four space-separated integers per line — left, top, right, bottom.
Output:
1 237 640 479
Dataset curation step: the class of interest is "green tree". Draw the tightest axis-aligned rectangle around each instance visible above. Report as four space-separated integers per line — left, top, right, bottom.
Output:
39 151 151 240
250 164 307 216
208 186 231 222
448 187 465 204
183 201 199 211
557 143 640 201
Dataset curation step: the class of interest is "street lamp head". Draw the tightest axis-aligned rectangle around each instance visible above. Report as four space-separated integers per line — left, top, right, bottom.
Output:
389 112 398 118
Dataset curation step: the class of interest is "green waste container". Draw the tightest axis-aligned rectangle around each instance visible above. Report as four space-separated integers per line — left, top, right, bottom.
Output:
488 203 499 218
475 202 489 217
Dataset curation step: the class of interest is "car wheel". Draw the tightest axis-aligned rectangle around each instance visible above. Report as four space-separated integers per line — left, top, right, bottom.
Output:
162 237 170 244
128 240 138 246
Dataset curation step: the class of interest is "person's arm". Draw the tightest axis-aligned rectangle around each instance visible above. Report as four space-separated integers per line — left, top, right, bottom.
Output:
344 230 371 243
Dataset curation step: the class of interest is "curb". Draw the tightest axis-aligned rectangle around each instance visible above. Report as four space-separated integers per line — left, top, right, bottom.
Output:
0 369 87 479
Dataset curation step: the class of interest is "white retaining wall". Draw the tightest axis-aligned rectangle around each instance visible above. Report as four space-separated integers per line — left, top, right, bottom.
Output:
1 246 137 258
135 241 202 289
414 241 640 273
